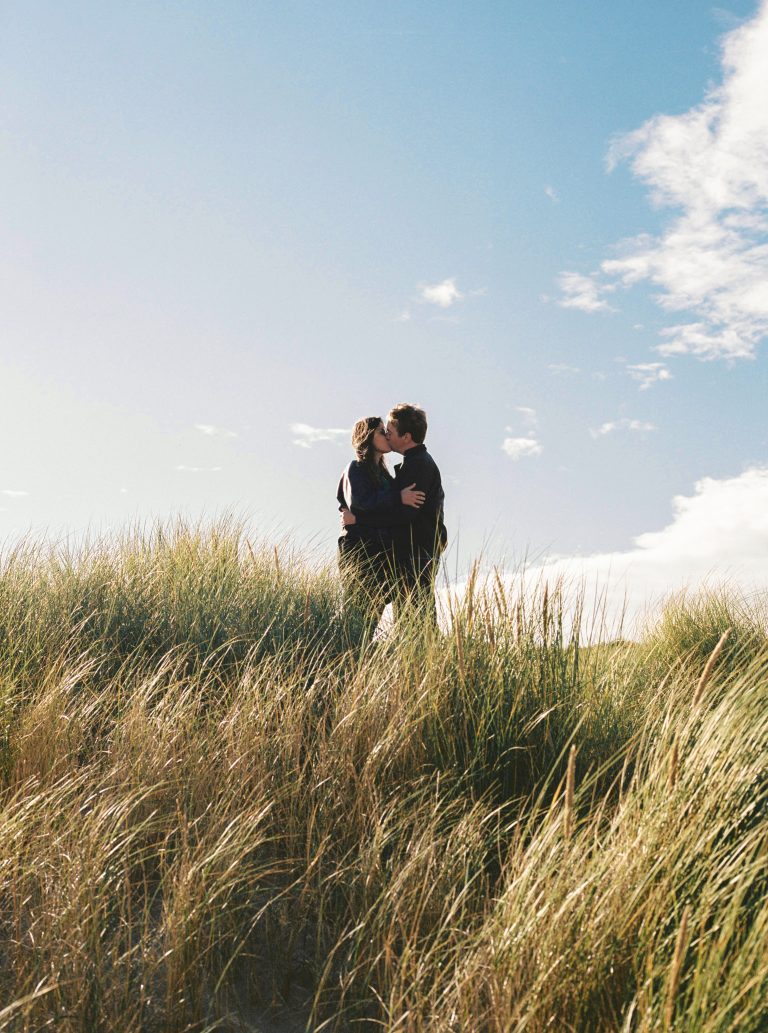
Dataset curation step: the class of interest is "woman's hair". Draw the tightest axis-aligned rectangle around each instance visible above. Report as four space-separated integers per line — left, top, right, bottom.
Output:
351 417 390 483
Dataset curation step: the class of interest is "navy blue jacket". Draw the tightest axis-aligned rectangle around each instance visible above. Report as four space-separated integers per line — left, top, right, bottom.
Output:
353 444 446 564
337 460 396 550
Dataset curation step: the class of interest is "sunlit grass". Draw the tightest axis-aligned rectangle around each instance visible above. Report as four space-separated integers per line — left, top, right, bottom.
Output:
0 520 765 1031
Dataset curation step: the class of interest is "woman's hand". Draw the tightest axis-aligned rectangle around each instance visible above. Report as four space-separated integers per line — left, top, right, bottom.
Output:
401 483 425 508
341 508 356 526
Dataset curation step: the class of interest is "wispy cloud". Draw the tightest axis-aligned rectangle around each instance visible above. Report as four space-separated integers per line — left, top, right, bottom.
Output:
590 418 656 438
558 3 768 361
291 423 349 449
626 362 673 389
544 184 560 203
502 435 542 460
0 489 28 497
195 424 237 438
515 406 538 427
420 278 463 308
174 465 223 472
548 363 581 375
557 271 615 313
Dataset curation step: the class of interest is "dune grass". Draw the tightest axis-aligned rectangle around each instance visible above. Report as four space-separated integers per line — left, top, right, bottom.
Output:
0 520 765 1031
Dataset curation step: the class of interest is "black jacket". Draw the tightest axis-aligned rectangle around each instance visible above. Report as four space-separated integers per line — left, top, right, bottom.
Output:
354 444 446 563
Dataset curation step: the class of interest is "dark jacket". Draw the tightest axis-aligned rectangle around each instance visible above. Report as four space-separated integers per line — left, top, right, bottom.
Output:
354 444 446 566
337 460 396 550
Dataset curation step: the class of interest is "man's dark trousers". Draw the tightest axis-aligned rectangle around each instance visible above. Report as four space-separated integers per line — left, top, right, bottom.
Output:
392 548 439 625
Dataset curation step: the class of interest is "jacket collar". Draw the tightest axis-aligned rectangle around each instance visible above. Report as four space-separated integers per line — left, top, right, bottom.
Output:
395 442 425 473
400 443 426 459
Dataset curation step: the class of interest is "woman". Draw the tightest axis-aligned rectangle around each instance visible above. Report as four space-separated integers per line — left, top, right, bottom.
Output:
337 416 424 636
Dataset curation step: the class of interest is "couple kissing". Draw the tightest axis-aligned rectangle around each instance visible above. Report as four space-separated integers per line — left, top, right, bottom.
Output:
337 403 447 637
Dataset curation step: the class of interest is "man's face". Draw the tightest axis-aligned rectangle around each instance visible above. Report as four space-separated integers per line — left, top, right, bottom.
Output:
386 419 410 454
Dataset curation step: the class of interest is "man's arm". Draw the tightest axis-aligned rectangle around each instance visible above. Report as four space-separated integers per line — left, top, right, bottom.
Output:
354 457 435 527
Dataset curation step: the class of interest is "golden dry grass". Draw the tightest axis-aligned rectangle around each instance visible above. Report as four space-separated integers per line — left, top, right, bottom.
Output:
0 521 765 1031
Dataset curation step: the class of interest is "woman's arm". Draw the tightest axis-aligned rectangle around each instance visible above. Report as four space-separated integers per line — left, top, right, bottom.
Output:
340 465 424 527
342 482 424 526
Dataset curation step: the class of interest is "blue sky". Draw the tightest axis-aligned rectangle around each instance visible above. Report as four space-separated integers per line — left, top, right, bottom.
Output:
2 0 768 609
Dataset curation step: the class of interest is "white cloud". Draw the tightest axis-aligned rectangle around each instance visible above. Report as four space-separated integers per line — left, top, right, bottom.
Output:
561 3 768 361
502 436 542 460
626 361 673 389
548 363 581 375
557 271 615 313
291 423 349 449
195 424 237 438
420 278 463 308
515 406 538 427
174 465 223 472
544 184 560 203
1 489 28 497
590 418 656 438
532 466 768 631
443 466 768 639
407 280 485 319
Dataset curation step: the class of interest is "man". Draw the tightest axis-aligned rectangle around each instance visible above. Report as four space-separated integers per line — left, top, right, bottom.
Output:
343 402 446 620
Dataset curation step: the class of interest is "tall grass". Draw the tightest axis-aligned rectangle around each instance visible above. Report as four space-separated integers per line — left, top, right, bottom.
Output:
0 521 765 1031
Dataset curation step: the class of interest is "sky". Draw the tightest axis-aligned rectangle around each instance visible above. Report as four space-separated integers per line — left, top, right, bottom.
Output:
2 0 768 620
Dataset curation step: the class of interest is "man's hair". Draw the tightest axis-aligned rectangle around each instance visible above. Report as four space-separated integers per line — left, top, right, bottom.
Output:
388 403 427 444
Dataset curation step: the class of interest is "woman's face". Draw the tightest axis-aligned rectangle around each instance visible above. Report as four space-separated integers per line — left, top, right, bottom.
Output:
372 422 392 455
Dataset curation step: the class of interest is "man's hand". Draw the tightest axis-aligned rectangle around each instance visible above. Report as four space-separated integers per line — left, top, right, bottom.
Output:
341 508 356 527
401 483 425 508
